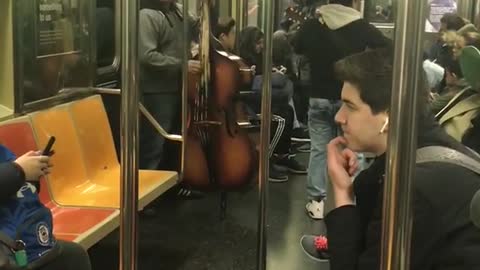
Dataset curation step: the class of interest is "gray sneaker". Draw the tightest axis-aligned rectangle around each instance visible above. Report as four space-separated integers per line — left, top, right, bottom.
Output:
300 235 330 262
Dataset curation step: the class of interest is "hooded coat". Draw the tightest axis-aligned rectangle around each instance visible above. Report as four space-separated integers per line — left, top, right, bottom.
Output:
293 4 390 100
138 2 197 94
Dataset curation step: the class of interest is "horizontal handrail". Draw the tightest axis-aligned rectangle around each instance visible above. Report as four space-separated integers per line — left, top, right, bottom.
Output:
59 87 183 142
138 103 182 142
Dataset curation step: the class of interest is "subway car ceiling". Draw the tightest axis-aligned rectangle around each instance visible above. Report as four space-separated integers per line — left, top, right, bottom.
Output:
0 0 479 118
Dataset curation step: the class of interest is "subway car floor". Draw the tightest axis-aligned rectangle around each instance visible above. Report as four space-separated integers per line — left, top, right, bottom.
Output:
88 153 329 270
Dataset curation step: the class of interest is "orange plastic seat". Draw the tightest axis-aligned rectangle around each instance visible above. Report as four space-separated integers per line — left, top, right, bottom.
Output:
0 118 119 249
50 207 119 249
29 104 94 207
68 95 178 209
29 95 177 209
0 117 51 204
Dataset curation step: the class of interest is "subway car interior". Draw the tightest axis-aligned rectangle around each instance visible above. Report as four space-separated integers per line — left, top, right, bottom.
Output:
1 0 480 269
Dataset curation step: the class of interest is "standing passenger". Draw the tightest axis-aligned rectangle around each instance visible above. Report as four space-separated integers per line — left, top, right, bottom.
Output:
138 0 202 198
293 0 390 219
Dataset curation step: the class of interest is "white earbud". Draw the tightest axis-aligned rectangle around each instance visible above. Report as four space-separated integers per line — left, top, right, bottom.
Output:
379 117 389 134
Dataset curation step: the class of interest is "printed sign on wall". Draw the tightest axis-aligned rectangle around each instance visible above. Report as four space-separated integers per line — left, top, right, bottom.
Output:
426 0 458 33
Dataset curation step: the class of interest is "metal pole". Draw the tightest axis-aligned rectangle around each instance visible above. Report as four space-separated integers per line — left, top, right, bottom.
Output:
257 0 274 269
119 0 139 268
181 0 189 180
457 0 475 22
380 0 426 269
241 0 248 29
232 0 241 50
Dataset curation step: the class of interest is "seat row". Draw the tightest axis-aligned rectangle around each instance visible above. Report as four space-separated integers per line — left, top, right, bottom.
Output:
0 94 178 248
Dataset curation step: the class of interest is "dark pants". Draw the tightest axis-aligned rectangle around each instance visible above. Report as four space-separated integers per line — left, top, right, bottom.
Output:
272 105 294 156
38 241 91 270
293 82 310 125
139 93 180 170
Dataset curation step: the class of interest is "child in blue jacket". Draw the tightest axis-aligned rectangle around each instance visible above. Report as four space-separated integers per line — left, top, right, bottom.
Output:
0 144 91 270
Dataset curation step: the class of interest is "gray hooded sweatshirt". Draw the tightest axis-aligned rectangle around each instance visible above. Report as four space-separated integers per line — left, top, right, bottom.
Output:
138 4 197 94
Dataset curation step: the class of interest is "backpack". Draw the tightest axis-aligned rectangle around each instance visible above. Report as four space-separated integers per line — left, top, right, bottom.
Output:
0 145 59 269
416 146 480 228
435 88 480 141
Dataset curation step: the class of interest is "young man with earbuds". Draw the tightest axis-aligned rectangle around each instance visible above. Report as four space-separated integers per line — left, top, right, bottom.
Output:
301 48 480 268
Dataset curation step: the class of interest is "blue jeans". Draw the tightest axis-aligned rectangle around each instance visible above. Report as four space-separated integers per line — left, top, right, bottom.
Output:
307 98 341 201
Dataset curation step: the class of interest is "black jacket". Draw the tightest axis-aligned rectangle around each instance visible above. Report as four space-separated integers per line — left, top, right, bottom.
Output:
293 4 390 100
0 163 25 203
325 117 480 270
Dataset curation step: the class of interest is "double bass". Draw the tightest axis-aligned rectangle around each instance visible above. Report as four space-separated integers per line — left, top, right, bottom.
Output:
183 0 257 191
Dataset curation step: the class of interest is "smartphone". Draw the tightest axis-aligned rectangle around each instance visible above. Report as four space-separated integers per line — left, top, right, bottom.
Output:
42 136 56 156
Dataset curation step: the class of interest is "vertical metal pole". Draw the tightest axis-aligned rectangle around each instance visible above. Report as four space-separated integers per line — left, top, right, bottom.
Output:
458 0 475 22
257 0 274 269
89 0 96 87
380 0 426 269
241 0 248 29
181 0 189 179
119 0 139 269
233 0 241 49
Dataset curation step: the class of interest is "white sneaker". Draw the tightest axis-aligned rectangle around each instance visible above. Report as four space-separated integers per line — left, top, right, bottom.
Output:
306 200 324 220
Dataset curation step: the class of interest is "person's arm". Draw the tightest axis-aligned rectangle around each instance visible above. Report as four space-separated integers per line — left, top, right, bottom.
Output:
138 10 181 70
0 162 25 201
365 23 392 49
0 150 51 202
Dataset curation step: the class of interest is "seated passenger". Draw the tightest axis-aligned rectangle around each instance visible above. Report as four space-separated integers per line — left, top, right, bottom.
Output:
239 26 264 76
0 145 91 270
457 45 480 154
273 22 310 142
301 49 480 269
430 46 467 115
427 13 466 62
251 66 308 181
239 27 307 181
435 33 480 152
213 17 236 52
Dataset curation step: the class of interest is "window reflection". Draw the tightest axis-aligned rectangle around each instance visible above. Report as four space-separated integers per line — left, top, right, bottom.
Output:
21 0 91 104
96 0 115 68
365 0 394 24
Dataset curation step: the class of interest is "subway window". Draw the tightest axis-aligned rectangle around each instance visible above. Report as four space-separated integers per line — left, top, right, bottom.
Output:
96 0 115 68
365 0 394 23
426 0 458 32
19 0 92 105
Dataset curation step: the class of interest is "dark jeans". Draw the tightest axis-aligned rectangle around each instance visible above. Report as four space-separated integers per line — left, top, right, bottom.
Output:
272 104 294 156
38 241 91 270
139 93 180 170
